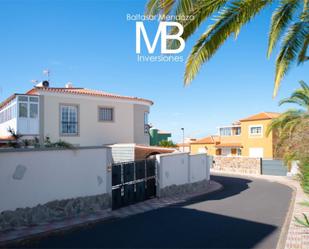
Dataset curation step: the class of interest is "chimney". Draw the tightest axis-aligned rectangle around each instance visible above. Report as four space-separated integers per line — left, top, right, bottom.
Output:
65 82 73 88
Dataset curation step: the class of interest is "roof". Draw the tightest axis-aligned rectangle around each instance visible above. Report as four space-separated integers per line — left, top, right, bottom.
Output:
157 130 171 135
216 143 243 148
239 112 280 122
0 136 15 142
191 135 220 144
27 87 153 105
0 94 17 111
176 143 191 147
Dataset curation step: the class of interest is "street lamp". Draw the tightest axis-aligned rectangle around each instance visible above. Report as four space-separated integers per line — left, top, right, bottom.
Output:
181 128 184 152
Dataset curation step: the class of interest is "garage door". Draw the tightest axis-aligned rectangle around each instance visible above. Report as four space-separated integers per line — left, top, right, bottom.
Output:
249 148 264 158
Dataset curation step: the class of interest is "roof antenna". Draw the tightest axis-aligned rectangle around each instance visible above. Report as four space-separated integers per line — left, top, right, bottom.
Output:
43 69 50 82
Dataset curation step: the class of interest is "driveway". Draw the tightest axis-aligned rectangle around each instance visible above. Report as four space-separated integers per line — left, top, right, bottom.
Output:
15 173 293 248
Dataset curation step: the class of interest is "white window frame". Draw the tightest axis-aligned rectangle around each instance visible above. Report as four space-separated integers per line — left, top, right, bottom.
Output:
249 124 263 137
219 127 232 136
60 104 79 136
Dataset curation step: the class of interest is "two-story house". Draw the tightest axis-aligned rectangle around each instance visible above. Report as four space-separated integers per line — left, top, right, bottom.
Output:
0 82 153 146
190 112 280 158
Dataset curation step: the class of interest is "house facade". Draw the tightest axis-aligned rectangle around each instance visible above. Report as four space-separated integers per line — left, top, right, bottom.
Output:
0 82 153 146
190 112 280 159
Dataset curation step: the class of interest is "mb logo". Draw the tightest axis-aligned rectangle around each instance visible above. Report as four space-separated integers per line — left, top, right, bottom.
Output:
136 21 185 54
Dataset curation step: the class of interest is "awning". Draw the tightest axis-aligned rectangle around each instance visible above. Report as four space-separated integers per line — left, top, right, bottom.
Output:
215 143 243 148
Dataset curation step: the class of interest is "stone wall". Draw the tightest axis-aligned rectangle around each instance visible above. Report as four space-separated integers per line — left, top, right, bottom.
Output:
213 156 261 175
0 193 111 232
159 180 209 198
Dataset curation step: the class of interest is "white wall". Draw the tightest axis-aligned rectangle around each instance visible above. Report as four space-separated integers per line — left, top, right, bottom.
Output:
41 93 150 146
157 152 190 188
156 152 210 189
190 154 209 182
0 147 111 212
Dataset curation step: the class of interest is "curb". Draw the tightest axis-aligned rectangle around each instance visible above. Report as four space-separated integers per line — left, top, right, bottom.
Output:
211 171 299 249
276 183 297 249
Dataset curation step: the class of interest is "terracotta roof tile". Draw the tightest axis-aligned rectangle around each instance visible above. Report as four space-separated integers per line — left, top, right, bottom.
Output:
191 135 220 144
239 112 280 122
216 143 243 148
27 87 153 105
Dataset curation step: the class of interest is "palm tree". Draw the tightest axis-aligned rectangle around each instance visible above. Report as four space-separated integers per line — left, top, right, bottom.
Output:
267 80 309 135
146 0 309 96
266 80 309 165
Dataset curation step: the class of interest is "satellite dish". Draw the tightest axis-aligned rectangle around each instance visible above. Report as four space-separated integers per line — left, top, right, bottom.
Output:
42 80 49 87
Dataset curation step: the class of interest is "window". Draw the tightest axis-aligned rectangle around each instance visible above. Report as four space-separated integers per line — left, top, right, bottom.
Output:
19 103 28 118
144 112 149 133
29 97 38 102
98 107 113 121
18 96 28 102
60 105 78 136
30 103 38 118
220 127 232 136
249 125 263 136
235 127 241 135
237 148 242 156
0 104 17 124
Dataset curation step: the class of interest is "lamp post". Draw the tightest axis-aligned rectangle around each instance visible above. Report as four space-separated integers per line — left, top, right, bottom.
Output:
181 128 184 152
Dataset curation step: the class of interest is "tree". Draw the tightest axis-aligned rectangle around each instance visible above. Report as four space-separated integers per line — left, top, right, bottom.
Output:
146 0 308 96
158 140 177 147
267 80 309 188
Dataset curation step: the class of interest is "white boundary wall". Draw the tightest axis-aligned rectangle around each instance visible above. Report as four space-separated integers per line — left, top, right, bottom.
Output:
156 152 211 190
0 147 112 212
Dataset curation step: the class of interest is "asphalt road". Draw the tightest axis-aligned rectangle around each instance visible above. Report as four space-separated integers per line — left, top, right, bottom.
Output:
16 174 293 248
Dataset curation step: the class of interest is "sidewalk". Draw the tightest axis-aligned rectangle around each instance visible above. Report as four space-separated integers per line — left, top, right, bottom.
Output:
211 169 309 249
0 180 222 246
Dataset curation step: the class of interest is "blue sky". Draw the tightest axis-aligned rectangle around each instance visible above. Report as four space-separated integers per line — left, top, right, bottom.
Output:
0 0 307 142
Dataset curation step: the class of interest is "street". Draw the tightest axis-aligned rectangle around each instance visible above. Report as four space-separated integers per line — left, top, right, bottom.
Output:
15 174 293 248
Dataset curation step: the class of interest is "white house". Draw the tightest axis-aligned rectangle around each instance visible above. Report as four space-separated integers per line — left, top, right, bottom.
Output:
0 82 153 146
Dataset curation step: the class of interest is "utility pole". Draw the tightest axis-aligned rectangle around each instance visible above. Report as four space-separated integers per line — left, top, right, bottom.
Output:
181 127 184 152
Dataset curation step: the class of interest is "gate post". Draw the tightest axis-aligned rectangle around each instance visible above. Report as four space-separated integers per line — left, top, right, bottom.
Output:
155 154 162 198
106 148 113 208
260 158 263 175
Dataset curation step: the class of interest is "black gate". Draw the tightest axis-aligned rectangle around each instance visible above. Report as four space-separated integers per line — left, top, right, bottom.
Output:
112 159 156 210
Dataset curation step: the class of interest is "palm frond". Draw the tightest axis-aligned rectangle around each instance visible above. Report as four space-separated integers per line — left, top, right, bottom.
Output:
274 21 309 97
266 109 304 136
169 0 228 48
279 80 309 108
146 0 175 16
267 0 299 58
297 35 309 64
184 0 272 84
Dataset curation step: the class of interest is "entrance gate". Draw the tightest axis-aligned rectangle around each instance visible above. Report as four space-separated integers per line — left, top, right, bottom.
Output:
112 159 156 210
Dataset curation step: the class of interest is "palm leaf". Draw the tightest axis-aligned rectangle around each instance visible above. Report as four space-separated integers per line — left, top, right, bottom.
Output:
185 0 272 84
298 35 309 64
267 0 299 58
146 0 175 16
169 0 228 48
274 21 309 97
279 81 309 108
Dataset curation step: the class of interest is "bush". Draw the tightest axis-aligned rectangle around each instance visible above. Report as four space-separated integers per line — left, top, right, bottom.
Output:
158 140 177 147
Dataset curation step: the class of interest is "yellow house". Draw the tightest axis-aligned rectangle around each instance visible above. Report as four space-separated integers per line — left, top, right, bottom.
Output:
190 112 280 158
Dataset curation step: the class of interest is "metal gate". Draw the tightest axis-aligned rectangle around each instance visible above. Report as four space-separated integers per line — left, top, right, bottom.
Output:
261 159 288 176
111 159 156 210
